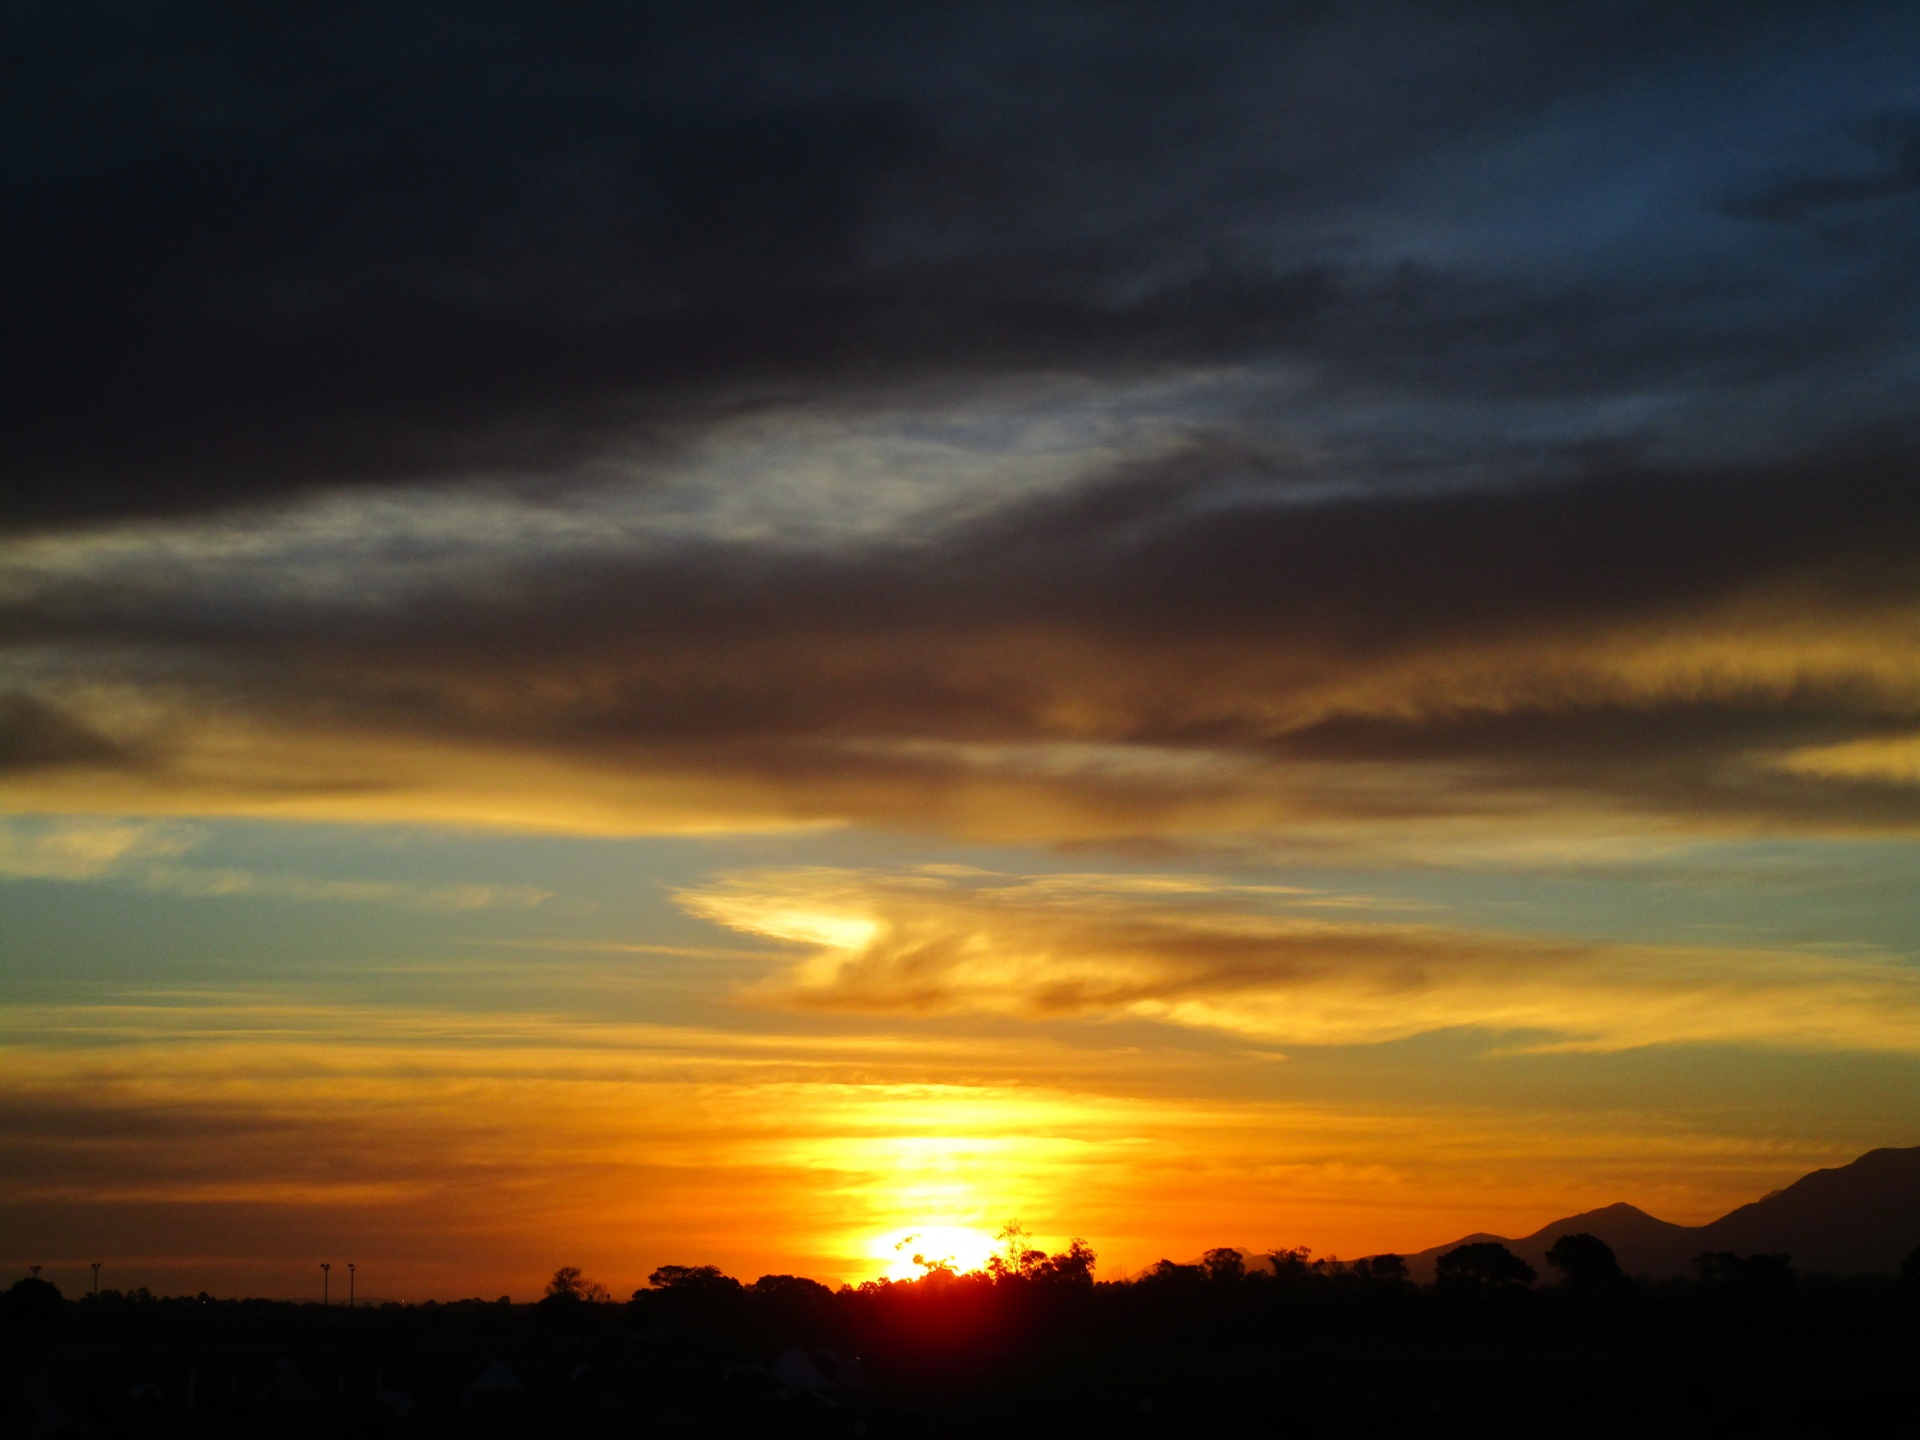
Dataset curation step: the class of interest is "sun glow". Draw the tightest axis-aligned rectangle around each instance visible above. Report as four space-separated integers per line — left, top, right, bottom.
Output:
874 1225 1001 1281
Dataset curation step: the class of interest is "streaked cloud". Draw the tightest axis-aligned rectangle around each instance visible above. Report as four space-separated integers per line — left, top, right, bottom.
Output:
2 6 1918 848
0 817 548 910
0 817 195 880
3 2 1919 1300
0 985 1867 1297
5 444 1920 844
682 866 1920 1053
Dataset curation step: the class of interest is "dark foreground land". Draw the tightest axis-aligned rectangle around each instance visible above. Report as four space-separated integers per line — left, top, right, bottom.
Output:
6 1245 1920 1439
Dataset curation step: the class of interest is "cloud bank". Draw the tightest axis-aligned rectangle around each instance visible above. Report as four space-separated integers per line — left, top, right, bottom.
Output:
3 2 1919 846
4 444 1917 840
16 3 1914 525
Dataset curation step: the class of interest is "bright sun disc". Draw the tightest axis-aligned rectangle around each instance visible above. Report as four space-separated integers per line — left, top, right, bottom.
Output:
874 1225 999 1281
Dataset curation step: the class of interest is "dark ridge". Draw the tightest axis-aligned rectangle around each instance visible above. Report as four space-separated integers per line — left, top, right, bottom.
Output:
1399 1144 1920 1282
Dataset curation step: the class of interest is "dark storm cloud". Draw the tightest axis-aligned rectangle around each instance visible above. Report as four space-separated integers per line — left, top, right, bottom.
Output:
7 1 1917 526
4 2 1919 837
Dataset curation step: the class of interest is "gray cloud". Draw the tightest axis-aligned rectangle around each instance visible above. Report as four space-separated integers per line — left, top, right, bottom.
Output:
0 692 127 771
3 3 1919 841
4 3 1916 525
2 431 1916 836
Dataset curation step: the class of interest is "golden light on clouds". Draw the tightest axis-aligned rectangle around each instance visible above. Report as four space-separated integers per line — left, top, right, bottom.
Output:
4 590 1919 848
681 866 1920 1053
1781 733 1920 786
6 4 1920 1316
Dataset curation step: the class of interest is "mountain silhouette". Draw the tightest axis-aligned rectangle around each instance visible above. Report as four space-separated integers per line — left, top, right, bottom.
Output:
1396 1145 1920 1282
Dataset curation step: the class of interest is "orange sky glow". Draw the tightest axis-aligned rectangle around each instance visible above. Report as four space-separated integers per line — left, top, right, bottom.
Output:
5 4 1920 1305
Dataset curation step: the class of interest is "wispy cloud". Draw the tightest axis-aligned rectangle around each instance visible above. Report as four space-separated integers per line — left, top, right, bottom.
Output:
0 818 548 910
3 1 1917 1305
0 817 195 879
5 442 1919 845
680 866 1920 1054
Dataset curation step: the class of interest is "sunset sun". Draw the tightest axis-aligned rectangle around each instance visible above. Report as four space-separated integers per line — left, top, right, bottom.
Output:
3 14 1916 1423
875 1225 1003 1282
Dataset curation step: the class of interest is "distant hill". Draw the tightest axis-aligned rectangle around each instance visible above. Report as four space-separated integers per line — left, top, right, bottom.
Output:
1395 1145 1920 1283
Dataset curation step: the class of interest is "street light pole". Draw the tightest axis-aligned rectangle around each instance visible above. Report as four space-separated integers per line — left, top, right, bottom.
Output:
92 1263 101 1295
348 1263 355 1308
321 1262 331 1306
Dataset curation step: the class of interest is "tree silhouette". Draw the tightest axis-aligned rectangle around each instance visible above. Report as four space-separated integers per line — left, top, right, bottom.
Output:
1545 1232 1628 1293
1202 1247 1245 1282
1039 1239 1097 1286
751 1274 834 1301
986 1222 1049 1280
647 1264 742 1293
543 1266 610 1304
963 1227 1097 1285
1436 1242 1536 1294
1358 1254 1409 1283
1144 1259 1204 1284
1266 1246 1314 1282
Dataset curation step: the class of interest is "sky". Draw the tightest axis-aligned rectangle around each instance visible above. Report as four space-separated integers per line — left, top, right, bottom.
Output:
3 1 1920 1300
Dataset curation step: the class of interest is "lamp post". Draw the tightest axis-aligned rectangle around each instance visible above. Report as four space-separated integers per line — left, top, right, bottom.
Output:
348 1263 355 1309
92 1263 101 1295
321 1262 331 1306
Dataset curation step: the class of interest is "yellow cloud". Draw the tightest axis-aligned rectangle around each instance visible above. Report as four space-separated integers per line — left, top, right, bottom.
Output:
681 866 1920 1053
3 594 1919 846
0 817 194 879
1780 732 1920 785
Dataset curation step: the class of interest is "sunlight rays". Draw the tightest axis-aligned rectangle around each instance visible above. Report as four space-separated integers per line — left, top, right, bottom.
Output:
1 980 1880 1298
